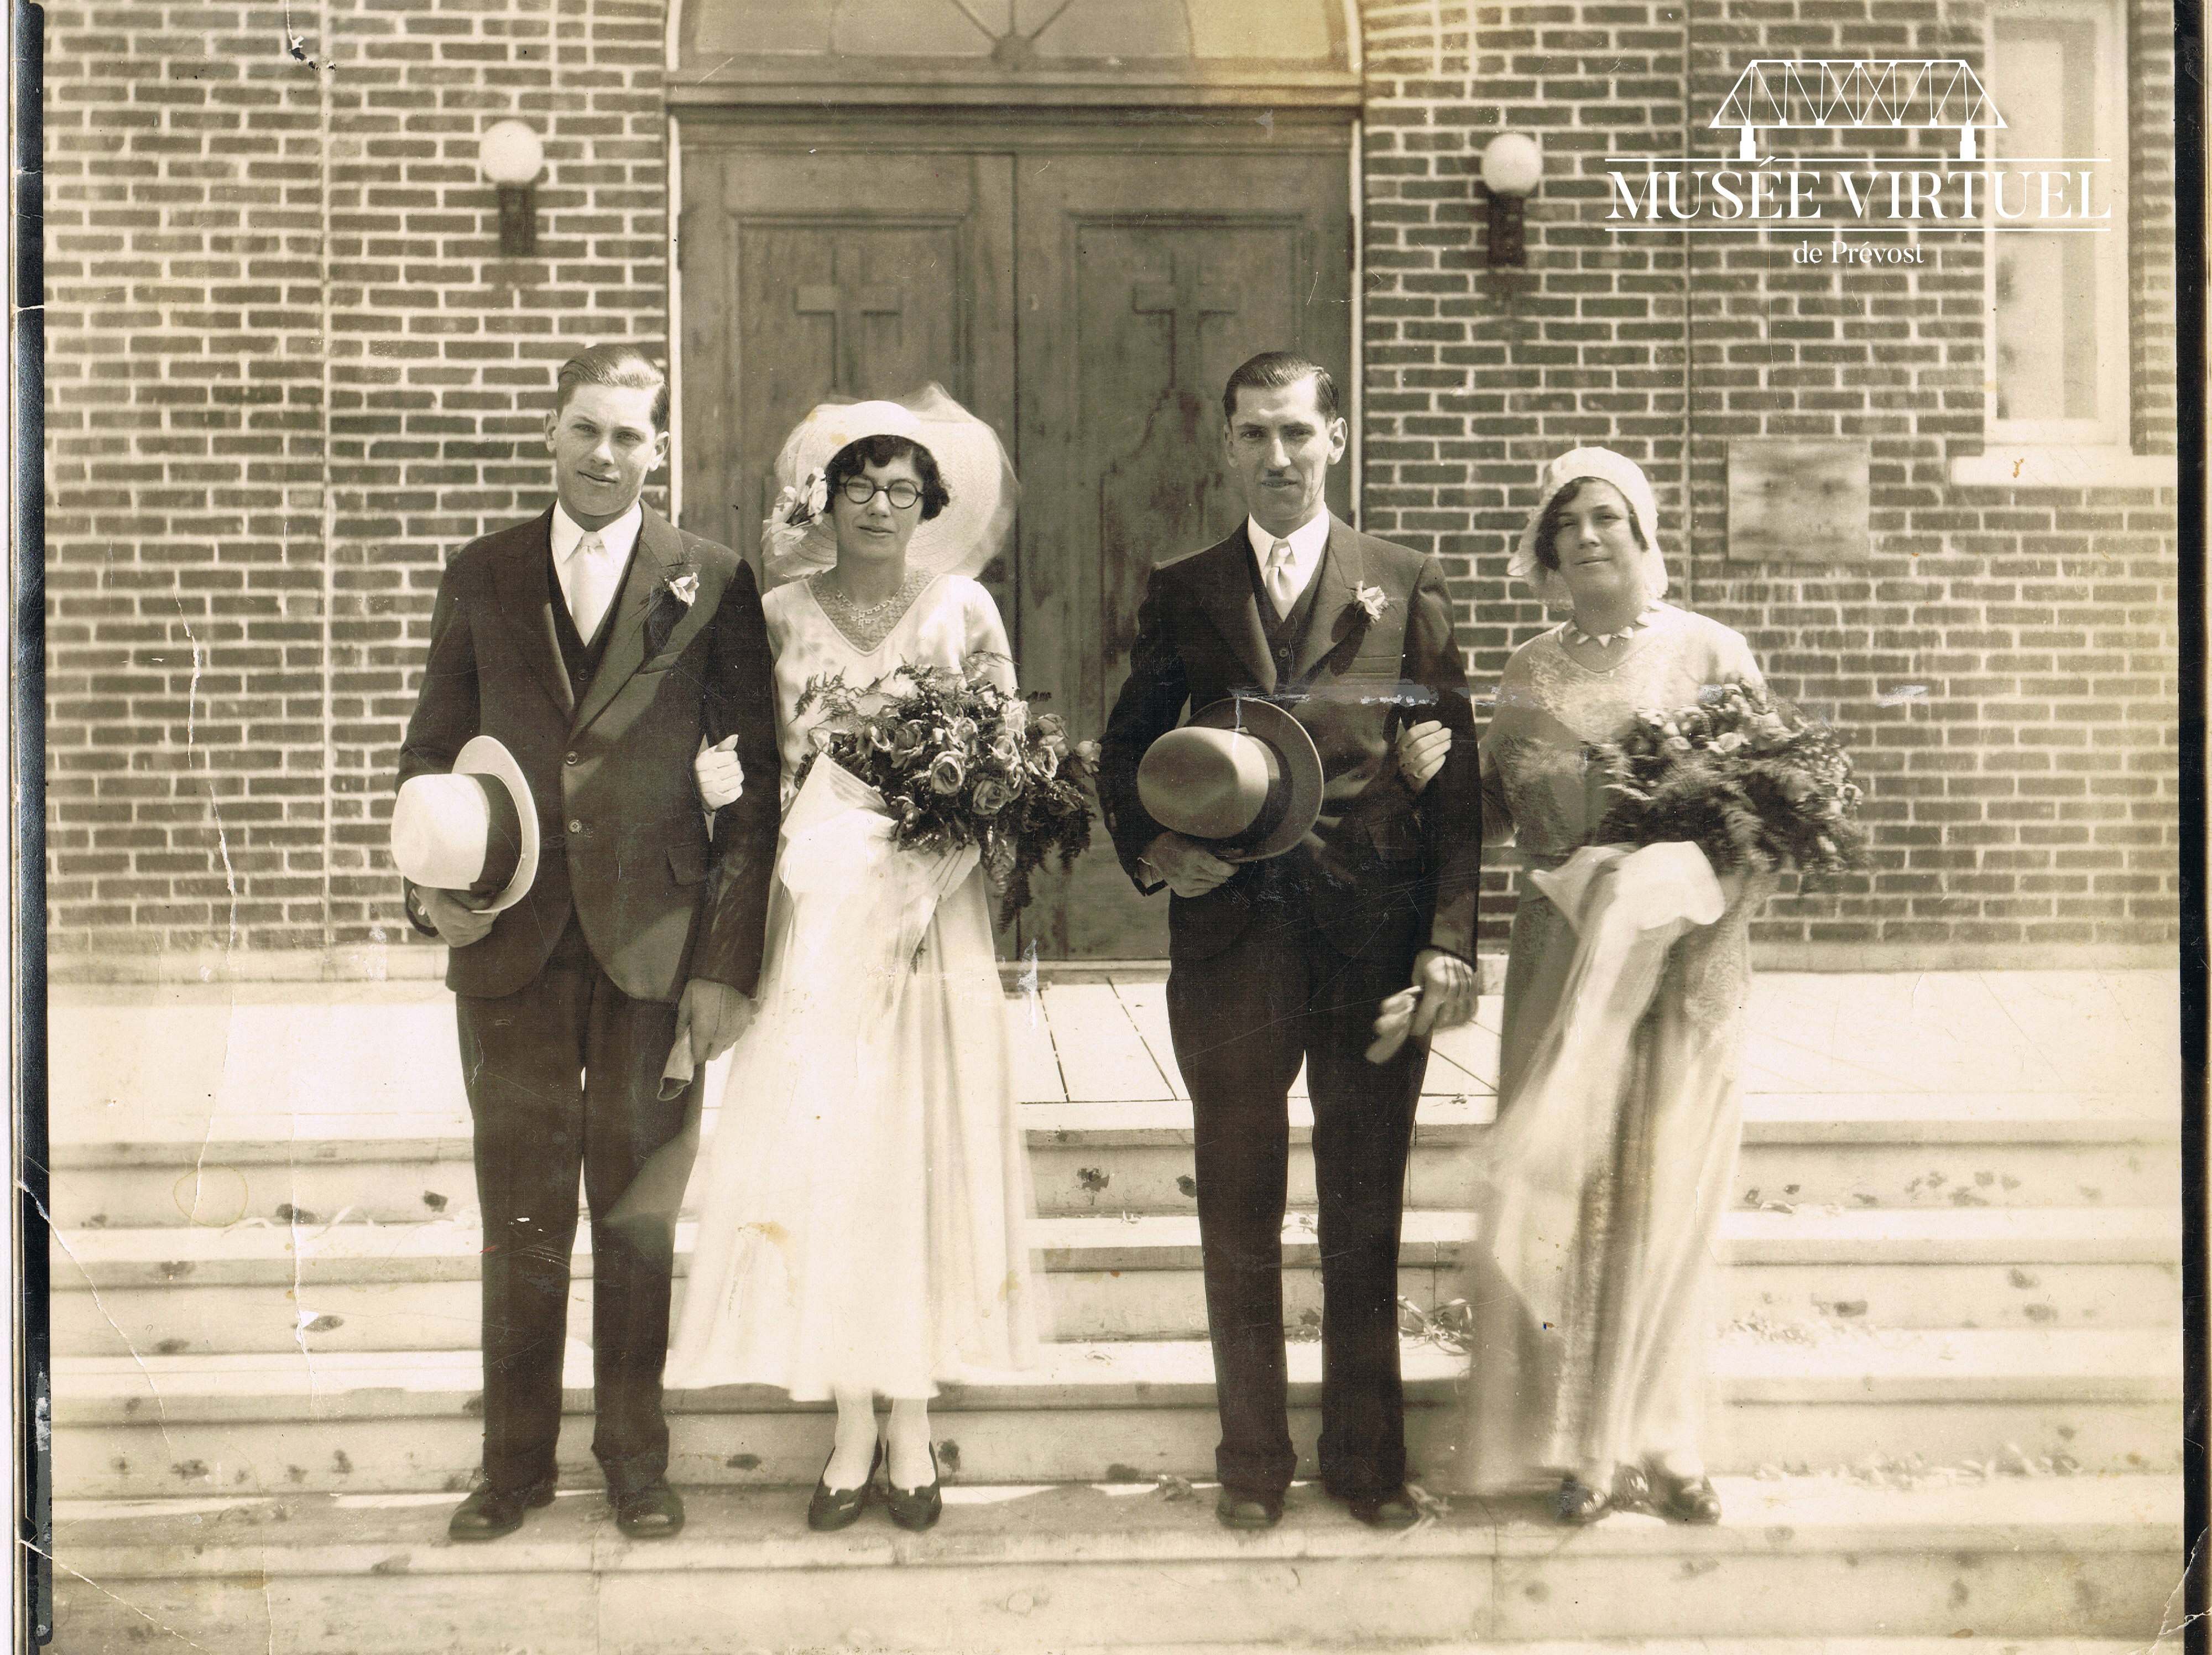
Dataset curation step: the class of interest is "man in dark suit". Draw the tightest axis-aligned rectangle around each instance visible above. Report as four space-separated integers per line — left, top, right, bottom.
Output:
1099 351 1483 1532
398 344 779 1542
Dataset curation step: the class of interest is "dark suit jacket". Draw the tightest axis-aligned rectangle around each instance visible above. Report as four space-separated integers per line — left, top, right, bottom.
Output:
1098 516 1481 966
398 506 780 1003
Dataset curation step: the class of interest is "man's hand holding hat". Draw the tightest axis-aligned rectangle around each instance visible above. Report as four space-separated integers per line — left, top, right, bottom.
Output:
416 886 497 949
1143 831 1240 898
392 735 541 953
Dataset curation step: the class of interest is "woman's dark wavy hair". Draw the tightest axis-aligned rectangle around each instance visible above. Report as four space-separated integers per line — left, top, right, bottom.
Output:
824 434 951 522
1531 476 1650 570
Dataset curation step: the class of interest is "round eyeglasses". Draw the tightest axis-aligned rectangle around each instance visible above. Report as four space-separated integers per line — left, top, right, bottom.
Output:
839 476 922 510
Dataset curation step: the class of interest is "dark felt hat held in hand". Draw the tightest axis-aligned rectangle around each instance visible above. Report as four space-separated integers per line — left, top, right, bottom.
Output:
1136 698 1324 861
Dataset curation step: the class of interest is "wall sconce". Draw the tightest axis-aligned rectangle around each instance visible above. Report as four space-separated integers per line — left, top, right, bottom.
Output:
479 120 545 257
1480 133 1544 268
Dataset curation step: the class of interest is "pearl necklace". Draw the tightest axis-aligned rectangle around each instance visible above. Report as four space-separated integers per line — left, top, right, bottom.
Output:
1562 606 1662 649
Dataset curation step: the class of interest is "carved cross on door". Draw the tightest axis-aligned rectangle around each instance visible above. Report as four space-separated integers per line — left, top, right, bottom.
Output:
796 280 904 393
1133 256 1239 392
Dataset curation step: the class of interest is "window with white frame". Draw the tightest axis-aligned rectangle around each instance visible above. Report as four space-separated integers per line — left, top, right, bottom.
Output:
1986 0 2131 449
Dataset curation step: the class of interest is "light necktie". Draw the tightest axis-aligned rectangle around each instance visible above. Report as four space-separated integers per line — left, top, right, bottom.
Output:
1265 538 1299 614
567 532 617 642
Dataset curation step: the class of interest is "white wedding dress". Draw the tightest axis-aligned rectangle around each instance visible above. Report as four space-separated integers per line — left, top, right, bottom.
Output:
664 574 1040 1399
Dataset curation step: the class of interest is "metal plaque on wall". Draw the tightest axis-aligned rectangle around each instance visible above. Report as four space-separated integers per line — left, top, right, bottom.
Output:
1726 438 1872 561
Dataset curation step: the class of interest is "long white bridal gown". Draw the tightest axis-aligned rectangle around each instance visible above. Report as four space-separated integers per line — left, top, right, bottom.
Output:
665 573 1040 1400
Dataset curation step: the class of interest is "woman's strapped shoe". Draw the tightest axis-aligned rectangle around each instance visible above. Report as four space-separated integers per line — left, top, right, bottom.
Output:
883 1445 943 1532
447 1475 556 1542
806 1440 881 1533
1653 1468 1723 1525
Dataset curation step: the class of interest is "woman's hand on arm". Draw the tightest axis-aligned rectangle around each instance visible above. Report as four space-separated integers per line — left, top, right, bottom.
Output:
696 734 744 811
1396 720 1451 793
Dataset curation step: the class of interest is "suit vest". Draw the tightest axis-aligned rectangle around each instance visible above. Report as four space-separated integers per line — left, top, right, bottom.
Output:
1249 540 1330 688
546 539 637 698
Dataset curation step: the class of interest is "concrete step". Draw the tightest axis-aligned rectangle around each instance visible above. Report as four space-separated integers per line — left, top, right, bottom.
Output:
48 1206 2185 1359
49 1328 2182 1499
50 1090 2179 1230
49 1478 2184 1649
1031 1094 2181 1217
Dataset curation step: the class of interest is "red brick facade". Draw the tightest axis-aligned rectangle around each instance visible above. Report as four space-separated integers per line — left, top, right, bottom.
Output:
43 1 2178 967
42 0 673 964
1357 0 2179 958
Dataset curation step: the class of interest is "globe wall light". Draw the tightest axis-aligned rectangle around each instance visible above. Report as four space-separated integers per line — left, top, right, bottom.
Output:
479 120 545 257
1479 133 1544 268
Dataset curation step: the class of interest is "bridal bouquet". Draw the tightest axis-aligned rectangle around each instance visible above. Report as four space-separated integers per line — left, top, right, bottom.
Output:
1590 682 1869 888
792 654 1100 927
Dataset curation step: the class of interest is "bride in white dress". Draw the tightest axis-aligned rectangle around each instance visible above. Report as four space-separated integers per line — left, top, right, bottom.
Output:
664 392 1039 1533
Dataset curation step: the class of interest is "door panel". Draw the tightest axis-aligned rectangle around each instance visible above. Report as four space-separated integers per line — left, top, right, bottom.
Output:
680 145 1015 607
1014 150 1353 958
680 129 1352 960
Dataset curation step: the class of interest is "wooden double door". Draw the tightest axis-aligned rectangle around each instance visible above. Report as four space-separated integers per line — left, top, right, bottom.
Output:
680 121 1353 957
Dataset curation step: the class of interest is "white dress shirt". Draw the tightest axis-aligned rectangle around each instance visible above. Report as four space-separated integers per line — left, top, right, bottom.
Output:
1248 511 1331 615
551 501 644 642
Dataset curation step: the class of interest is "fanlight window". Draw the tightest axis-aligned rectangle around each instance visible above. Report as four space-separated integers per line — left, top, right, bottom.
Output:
674 0 1357 96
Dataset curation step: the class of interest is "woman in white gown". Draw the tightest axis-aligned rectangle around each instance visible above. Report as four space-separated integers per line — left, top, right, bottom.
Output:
1397 448 1765 1526
664 392 1039 1532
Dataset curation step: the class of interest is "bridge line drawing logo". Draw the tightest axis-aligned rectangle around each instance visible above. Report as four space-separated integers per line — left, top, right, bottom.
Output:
1713 59 2005 162
1602 55 2113 232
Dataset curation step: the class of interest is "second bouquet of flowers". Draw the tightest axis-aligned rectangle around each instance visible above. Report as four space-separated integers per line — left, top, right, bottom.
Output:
1590 681 1869 888
792 652 1100 928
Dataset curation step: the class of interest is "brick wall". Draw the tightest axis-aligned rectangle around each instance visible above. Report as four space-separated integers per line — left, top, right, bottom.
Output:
44 1 2177 965
1353 0 2179 957
43 0 671 964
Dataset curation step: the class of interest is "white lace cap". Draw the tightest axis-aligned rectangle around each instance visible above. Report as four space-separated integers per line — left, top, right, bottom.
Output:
765 384 1019 583
1510 446 1672 606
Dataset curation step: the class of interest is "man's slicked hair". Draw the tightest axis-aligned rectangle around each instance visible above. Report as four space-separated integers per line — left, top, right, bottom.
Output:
1221 351 1339 425
554 344 671 434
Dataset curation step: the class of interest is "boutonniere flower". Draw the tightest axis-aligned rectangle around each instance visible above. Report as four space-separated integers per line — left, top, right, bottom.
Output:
664 570 700 608
1353 582 1391 622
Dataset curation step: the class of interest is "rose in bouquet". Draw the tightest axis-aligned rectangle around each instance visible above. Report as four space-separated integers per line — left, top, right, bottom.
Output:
792 652 1099 928
1590 681 1869 888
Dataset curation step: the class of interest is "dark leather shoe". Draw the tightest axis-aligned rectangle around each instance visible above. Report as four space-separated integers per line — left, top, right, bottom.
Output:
1340 1486 1421 1529
883 1445 942 1533
1557 1474 1611 1526
612 1480 685 1540
447 1476 555 1542
806 1441 881 1533
1214 1487 1284 1531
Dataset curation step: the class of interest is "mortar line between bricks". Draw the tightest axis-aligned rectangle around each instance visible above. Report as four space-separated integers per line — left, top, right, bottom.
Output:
317 0 337 960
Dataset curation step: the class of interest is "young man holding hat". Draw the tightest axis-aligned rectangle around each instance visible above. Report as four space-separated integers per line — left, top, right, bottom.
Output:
1098 351 1484 1532
396 342 779 1543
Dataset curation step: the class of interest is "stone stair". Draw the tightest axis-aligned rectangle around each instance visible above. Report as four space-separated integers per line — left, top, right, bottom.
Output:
42 969 2187 1651
50 1480 2186 1652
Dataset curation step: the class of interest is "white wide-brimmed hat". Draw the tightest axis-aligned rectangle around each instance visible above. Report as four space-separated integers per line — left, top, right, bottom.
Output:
1510 446 1672 606
763 384 1018 581
390 735 539 914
